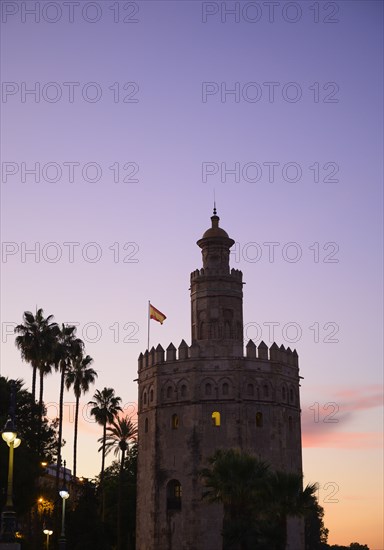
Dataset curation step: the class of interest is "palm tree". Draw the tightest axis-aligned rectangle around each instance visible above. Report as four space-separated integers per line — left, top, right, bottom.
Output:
14 308 59 454
53 324 84 487
65 352 97 479
14 308 58 405
201 449 270 550
100 415 137 550
201 449 318 550
266 471 318 550
89 387 122 519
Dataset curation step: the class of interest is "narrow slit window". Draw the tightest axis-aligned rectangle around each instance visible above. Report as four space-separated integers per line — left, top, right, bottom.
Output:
171 414 179 430
150 389 154 402
222 382 229 396
145 417 148 433
181 384 187 398
205 383 212 396
282 387 286 401
167 386 172 399
143 391 147 405
288 416 293 431
256 412 263 428
211 411 221 427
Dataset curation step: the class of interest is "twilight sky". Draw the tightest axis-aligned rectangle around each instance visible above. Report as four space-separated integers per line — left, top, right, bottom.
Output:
1 1 383 548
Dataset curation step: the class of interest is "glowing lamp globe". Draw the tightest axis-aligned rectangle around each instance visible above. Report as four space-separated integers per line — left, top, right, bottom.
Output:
2 431 16 444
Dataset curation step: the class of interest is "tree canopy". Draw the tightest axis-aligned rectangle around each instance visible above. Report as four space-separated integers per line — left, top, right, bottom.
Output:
0 376 59 517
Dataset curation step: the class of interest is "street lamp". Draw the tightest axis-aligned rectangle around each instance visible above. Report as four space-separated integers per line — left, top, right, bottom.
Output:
43 529 53 549
1 416 21 543
58 461 69 550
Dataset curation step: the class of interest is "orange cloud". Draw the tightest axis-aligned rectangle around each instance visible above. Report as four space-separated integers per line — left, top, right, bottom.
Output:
301 384 383 449
302 430 382 449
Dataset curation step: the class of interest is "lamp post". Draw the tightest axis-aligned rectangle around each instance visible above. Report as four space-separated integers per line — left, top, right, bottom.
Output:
0 416 21 544
58 461 69 550
43 529 53 549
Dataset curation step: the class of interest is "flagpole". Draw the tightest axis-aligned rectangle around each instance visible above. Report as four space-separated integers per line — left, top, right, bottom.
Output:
147 300 150 351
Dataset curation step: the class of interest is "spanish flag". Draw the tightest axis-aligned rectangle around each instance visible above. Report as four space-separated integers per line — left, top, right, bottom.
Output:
149 303 166 324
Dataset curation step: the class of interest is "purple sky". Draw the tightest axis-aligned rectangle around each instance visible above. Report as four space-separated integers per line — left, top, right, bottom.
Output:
1 1 383 547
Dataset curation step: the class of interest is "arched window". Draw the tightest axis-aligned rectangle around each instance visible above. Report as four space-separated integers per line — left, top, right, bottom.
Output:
256 412 263 428
144 418 148 433
222 382 229 396
171 414 179 430
263 385 269 398
247 383 254 397
150 389 154 402
143 391 147 405
181 384 187 398
166 386 172 399
282 386 286 401
211 411 221 427
289 389 294 403
288 416 293 432
205 383 212 396
167 480 182 511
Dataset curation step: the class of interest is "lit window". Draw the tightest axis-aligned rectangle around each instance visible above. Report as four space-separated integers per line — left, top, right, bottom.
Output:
205 383 212 396
167 480 182 511
211 411 221 427
145 418 148 433
222 383 229 396
256 412 263 428
171 414 179 429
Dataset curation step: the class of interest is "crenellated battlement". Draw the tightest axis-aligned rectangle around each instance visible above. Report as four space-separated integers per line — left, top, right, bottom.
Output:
230 268 243 279
190 267 243 282
190 268 203 282
138 339 298 371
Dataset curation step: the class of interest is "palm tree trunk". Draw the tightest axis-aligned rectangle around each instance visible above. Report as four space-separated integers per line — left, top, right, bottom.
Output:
30 364 37 454
276 516 287 550
56 364 66 490
31 364 37 403
101 420 107 521
37 368 44 456
117 448 126 550
73 395 80 479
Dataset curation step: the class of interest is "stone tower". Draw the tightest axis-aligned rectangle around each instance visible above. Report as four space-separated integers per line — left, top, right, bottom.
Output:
136 212 304 550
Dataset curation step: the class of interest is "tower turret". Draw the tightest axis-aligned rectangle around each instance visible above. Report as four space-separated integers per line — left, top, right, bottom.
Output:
190 209 243 352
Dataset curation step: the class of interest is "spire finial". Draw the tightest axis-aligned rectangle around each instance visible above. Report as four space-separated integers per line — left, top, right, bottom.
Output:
213 189 217 216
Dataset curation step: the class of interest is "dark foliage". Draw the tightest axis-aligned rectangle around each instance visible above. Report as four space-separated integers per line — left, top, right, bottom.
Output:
103 444 138 550
0 377 59 517
66 481 113 550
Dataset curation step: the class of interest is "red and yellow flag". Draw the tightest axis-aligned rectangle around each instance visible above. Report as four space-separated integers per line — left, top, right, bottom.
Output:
149 304 166 324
